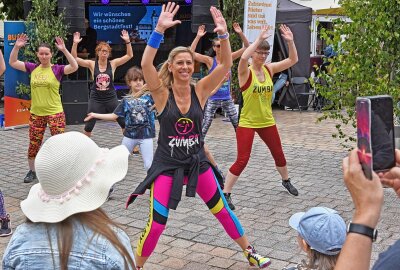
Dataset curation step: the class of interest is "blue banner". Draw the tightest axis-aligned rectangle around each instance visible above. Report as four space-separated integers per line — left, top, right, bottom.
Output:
88 5 162 44
4 21 29 99
4 21 31 129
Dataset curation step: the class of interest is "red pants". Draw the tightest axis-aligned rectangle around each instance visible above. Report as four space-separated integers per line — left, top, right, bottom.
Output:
229 125 286 176
28 112 66 159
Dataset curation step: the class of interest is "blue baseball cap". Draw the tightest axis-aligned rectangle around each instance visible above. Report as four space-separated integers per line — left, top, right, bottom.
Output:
289 207 346 256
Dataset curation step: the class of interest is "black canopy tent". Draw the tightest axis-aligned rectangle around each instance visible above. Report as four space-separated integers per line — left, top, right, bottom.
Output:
275 0 312 109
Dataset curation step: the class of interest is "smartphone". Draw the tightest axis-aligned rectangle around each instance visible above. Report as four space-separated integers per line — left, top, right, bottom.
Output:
356 97 373 179
369 95 396 172
356 95 396 179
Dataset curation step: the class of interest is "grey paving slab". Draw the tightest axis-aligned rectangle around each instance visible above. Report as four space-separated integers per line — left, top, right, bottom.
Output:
1 109 398 270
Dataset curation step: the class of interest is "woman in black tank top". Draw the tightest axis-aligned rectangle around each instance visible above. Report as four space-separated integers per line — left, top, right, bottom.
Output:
72 30 133 136
131 3 271 269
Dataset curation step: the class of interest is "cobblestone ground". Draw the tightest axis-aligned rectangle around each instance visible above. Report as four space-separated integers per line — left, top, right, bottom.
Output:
1 110 399 269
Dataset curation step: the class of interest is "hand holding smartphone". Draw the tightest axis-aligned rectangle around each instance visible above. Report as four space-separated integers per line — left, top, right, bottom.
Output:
356 95 396 180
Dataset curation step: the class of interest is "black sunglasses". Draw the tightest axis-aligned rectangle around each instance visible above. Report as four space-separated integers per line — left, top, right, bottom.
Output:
213 44 221 48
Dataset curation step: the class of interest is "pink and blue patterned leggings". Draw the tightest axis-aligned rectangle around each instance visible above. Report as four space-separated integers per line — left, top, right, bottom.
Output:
136 168 244 257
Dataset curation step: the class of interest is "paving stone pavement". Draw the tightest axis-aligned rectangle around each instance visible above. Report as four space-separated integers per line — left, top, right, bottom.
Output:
1 109 399 270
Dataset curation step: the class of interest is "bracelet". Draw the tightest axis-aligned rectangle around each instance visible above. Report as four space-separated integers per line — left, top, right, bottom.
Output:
125 41 131 44
218 32 229 40
147 31 164 49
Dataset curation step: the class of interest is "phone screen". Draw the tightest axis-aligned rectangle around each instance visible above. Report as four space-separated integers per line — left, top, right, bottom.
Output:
357 98 373 179
370 96 396 172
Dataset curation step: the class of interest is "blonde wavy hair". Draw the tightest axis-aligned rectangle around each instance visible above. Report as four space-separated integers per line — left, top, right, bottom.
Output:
157 46 196 89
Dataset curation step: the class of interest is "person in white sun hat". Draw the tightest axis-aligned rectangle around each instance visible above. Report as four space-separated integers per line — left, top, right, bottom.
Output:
283 206 346 270
2 131 136 269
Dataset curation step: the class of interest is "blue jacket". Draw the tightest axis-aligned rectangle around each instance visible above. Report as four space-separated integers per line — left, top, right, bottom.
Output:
2 221 135 269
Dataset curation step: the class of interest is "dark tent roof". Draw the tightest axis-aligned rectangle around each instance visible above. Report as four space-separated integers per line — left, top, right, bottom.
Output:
276 0 313 23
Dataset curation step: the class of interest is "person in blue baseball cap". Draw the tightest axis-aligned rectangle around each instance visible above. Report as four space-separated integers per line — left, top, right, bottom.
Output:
284 206 346 270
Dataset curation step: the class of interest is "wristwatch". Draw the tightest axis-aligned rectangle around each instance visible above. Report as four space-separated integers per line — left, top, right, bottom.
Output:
347 222 378 242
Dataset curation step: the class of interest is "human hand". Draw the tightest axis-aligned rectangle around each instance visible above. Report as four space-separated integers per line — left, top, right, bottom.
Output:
280 24 294 42
257 25 272 41
55 37 66 52
73 32 82 44
379 149 400 197
210 6 227 35
120 29 130 43
15 34 29 48
84 113 95 122
342 149 383 228
197 25 206 37
156 2 181 33
233 22 243 34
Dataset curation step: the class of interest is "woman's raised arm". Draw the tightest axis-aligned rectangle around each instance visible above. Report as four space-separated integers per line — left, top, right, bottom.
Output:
71 32 93 69
196 6 232 105
267 25 298 75
111 30 134 68
141 2 181 111
238 26 270 87
9 34 28 72
55 37 78 75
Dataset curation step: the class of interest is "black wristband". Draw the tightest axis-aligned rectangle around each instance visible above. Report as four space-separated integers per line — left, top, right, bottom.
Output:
347 223 378 242
125 41 131 44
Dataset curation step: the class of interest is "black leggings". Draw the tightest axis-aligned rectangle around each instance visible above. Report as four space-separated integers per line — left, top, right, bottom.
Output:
84 97 125 132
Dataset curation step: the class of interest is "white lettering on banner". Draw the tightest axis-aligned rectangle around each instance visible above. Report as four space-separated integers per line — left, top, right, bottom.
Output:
168 135 200 157
91 11 133 31
243 0 277 63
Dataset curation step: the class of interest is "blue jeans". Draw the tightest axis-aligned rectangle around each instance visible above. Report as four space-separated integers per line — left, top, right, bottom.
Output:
272 73 288 103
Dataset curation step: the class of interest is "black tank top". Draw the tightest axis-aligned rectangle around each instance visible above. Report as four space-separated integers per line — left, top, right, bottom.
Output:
90 60 117 102
155 86 205 161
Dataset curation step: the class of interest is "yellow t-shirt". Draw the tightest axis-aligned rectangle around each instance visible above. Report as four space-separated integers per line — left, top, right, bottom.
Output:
239 65 275 128
28 64 64 116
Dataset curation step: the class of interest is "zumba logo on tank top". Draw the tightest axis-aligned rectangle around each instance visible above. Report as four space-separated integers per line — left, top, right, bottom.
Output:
96 73 111 90
252 83 273 102
168 117 200 157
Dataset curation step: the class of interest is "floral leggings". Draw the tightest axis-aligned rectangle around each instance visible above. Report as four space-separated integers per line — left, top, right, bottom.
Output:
28 112 66 159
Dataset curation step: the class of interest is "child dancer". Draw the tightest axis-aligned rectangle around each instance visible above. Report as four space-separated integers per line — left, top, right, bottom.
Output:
284 207 346 270
85 67 156 171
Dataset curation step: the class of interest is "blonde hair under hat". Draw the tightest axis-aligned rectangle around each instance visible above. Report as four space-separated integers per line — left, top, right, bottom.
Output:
21 131 129 223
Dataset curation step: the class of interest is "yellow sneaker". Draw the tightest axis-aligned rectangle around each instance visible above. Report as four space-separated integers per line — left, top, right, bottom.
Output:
243 245 271 268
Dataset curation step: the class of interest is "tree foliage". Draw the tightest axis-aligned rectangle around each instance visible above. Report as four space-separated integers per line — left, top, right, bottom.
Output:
317 0 400 148
222 0 245 101
15 0 68 98
0 0 24 20
24 0 68 62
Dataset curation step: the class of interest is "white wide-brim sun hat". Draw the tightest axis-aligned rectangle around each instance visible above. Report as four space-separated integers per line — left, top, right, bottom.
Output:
21 131 129 223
